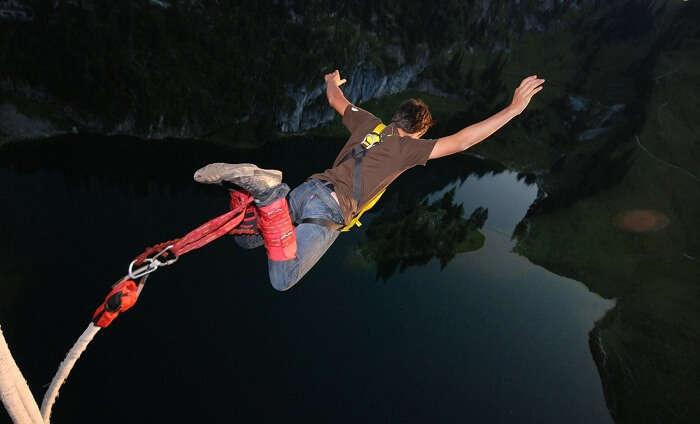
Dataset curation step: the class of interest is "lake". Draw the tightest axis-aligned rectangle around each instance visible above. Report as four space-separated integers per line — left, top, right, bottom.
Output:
1 135 615 423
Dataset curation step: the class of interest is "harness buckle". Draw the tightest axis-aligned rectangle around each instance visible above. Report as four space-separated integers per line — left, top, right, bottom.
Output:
361 123 387 149
361 132 381 149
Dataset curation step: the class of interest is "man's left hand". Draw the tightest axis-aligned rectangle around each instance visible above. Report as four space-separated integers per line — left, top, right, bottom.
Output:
325 70 347 87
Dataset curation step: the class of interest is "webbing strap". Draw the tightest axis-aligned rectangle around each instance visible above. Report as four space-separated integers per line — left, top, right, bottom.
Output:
134 191 253 265
336 123 386 205
330 122 388 231
340 188 385 232
336 146 357 167
336 122 385 165
172 207 247 256
352 149 364 204
298 217 344 230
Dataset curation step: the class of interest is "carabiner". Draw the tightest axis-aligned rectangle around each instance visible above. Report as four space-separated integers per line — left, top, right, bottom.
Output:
151 245 179 266
128 258 158 279
127 245 179 279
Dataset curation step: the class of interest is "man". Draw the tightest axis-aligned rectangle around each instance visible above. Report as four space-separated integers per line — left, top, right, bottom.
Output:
194 70 544 291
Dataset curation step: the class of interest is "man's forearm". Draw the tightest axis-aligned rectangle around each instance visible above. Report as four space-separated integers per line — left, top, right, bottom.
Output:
429 106 518 159
326 83 350 116
429 75 544 160
455 106 518 150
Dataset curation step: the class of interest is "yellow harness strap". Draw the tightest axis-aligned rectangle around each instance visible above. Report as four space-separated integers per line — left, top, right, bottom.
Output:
340 189 385 232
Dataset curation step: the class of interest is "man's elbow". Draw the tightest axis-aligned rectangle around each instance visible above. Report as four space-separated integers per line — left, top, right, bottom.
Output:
460 136 480 152
449 135 471 154
331 102 345 116
331 99 349 116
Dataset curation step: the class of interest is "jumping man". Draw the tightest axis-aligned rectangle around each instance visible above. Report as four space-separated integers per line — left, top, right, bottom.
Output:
194 70 545 291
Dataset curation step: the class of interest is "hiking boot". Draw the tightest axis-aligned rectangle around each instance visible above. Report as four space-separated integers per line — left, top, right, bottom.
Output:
194 162 295 259
194 163 282 201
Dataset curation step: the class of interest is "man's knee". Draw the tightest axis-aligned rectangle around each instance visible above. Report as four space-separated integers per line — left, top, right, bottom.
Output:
269 276 292 291
268 260 299 291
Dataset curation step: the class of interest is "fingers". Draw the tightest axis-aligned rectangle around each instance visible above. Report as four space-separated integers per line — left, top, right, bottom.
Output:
526 77 545 87
520 84 544 107
520 78 545 94
519 75 538 87
511 77 545 112
529 79 546 93
324 70 344 84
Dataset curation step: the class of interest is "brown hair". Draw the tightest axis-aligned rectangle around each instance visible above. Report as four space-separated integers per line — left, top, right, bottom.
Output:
391 98 436 135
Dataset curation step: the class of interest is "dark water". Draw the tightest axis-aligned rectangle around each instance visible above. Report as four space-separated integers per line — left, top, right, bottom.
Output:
0 135 614 423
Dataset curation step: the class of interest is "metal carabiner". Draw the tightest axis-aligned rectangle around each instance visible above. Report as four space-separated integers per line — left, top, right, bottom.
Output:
151 245 179 266
128 258 158 279
127 245 179 279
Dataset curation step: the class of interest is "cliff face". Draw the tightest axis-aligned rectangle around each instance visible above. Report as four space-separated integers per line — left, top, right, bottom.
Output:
0 1 34 21
277 52 429 132
1 0 596 143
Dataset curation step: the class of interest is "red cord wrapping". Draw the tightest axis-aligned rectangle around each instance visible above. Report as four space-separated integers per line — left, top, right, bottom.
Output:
133 192 256 265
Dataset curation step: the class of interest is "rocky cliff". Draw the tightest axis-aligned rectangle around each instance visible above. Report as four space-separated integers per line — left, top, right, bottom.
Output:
2 0 601 143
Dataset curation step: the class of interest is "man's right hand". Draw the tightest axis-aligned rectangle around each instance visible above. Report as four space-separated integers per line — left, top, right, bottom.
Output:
325 70 347 87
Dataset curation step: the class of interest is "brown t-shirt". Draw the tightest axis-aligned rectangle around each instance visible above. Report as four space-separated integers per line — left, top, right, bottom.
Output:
310 104 437 224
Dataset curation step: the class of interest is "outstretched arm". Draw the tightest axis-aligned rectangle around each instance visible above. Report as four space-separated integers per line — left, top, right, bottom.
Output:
429 75 545 160
324 69 351 116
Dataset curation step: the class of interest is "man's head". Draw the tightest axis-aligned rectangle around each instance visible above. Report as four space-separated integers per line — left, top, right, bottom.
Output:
391 98 435 138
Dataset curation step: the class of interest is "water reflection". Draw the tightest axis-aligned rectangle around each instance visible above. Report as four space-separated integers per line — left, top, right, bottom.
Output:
351 153 527 280
358 188 487 280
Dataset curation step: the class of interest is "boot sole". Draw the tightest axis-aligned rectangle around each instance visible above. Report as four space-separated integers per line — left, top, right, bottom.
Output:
193 163 282 185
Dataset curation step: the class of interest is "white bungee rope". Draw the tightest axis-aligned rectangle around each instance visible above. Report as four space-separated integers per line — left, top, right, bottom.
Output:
1 323 102 424
0 325 44 424
40 324 101 423
2 267 151 423
3 186 248 422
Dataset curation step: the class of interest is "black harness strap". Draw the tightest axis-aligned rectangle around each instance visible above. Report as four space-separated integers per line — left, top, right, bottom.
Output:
298 217 344 229
336 147 357 167
299 124 387 231
336 124 387 209
352 147 366 203
293 180 344 229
